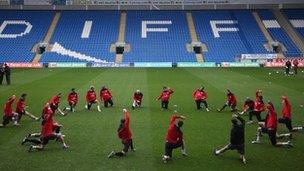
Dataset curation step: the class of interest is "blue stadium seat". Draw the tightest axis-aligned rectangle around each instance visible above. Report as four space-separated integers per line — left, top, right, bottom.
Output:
41 11 119 62
0 10 53 62
283 9 304 42
123 11 196 62
258 10 301 57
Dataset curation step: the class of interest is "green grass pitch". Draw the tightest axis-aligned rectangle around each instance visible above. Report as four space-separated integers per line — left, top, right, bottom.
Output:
0 68 304 171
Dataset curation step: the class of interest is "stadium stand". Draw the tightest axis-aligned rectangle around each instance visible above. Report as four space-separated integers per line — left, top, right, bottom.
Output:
123 11 196 62
283 9 304 40
40 11 119 62
258 10 302 57
0 10 53 62
192 10 268 63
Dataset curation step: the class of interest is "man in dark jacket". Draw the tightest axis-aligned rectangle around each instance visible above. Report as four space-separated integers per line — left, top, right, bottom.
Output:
285 60 291 75
0 64 4 85
4 63 11 85
214 114 246 164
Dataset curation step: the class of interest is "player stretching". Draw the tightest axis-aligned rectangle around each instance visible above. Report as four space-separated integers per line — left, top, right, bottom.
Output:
49 93 65 116
278 96 303 132
132 90 143 109
214 114 246 164
193 86 209 111
217 90 237 112
100 86 114 108
64 88 78 113
86 86 101 112
162 115 187 163
156 87 174 110
238 97 254 115
29 103 68 152
108 109 135 158
0 95 17 127
251 101 293 147
247 97 265 124
15 94 39 125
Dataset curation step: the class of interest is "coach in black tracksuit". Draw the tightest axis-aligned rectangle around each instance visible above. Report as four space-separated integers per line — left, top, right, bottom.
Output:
0 65 4 85
214 115 246 164
4 64 11 85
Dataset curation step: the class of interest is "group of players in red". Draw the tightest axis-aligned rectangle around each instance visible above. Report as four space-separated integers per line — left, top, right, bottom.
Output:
1 85 303 164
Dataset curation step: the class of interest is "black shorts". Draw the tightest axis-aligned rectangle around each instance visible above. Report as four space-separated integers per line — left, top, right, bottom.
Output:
262 128 277 146
2 115 13 125
89 100 97 104
122 139 132 153
278 117 292 131
17 110 25 116
50 104 58 112
228 143 244 155
165 140 183 157
41 134 58 145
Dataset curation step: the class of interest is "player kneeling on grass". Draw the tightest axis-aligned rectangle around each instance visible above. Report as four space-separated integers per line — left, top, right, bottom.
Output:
49 93 65 116
86 86 101 112
63 88 78 113
108 109 135 158
252 101 293 147
214 114 246 164
279 96 303 132
162 115 187 163
0 95 19 127
28 103 68 152
238 97 254 115
132 90 143 109
100 86 114 108
217 90 237 112
192 86 209 111
15 93 39 125
156 87 174 110
247 93 265 124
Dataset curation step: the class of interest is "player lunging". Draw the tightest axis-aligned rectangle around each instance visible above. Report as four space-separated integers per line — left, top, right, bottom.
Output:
0 95 17 127
64 88 78 113
193 86 209 111
217 90 237 112
214 114 246 164
108 109 135 158
278 96 303 132
156 87 174 110
86 86 101 112
100 86 114 108
162 115 187 163
15 93 39 125
251 101 293 147
132 90 143 109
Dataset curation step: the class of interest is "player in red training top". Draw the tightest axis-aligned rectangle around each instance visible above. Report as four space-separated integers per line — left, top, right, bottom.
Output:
293 59 299 75
86 86 101 112
100 86 114 108
247 91 265 124
278 96 303 132
193 86 209 111
28 103 68 152
49 93 65 116
63 88 78 113
251 101 293 147
217 90 237 112
239 97 254 115
156 87 174 110
108 109 135 158
132 90 143 109
162 114 187 163
0 95 17 127
15 93 39 125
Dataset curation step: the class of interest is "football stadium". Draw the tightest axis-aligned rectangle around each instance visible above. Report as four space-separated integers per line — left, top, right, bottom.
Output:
0 0 304 170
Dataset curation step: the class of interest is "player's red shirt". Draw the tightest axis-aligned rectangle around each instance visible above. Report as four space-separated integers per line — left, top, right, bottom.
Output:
193 90 208 101
50 95 60 107
86 90 96 102
118 111 132 141
266 105 277 130
227 93 237 105
4 98 15 117
68 92 78 104
100 89 112 101
281 98 291 119
166 115 183 144
134 92 143 102
41 107 54 137
293 60 299 67
16 99 26 113
158 89 174 101
254 100 265 112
